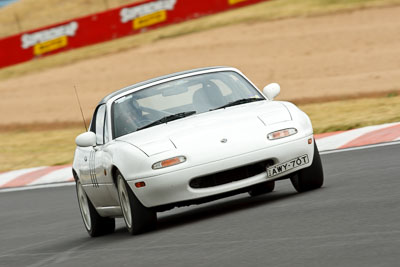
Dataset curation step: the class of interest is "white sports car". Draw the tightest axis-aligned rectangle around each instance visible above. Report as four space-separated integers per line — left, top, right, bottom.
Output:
73 66 323 236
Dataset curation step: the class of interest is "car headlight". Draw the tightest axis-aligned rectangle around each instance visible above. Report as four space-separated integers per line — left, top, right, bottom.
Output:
267 128 297 140
152 156 187 169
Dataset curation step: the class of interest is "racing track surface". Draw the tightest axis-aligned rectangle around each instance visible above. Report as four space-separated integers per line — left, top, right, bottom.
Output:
1 144 399 267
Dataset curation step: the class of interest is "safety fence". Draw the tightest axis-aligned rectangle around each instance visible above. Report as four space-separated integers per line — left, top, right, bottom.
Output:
0 0 269 69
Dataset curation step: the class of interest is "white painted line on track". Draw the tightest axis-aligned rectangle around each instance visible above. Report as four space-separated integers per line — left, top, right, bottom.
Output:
320 140 400 155
0 182 75 193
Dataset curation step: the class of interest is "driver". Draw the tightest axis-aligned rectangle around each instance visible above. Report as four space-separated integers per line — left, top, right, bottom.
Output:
115 98 145 137
129 98 144 122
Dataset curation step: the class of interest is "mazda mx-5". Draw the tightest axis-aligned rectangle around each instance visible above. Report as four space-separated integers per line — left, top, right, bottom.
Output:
72 66 324 236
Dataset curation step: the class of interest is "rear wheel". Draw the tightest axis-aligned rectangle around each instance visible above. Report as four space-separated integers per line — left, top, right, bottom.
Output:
290 141 324 193
76 180 115 237
117 171 157 235
248 181 275 197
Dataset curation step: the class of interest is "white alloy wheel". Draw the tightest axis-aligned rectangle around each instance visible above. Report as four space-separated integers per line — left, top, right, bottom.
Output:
75 177 115 237
118 174 133 228
77 181 91 231
116 170 157 235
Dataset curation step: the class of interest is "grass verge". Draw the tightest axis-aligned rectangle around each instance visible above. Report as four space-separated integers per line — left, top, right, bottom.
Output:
1 94 399 172
301 93 400 133
1 0 400 81
0 127 82 172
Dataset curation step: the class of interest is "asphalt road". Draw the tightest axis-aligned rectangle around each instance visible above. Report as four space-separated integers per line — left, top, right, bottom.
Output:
1 144 399 267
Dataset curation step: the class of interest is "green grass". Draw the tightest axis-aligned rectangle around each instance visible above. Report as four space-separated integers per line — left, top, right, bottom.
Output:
1 94 400 172
1 0 400 81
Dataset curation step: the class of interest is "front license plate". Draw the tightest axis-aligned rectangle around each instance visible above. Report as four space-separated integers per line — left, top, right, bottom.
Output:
267 155 309 178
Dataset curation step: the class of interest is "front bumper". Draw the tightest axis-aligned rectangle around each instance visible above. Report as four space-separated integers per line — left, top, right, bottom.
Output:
128 135 314 208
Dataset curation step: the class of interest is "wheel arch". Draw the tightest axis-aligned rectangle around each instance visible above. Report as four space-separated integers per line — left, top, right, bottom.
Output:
110 165 120 187
72 168 79 182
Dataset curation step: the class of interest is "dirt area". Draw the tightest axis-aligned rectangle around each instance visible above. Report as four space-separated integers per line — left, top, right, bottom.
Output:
1 5 400 126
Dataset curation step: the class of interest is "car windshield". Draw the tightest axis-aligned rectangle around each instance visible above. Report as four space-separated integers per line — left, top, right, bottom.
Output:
112 71 264 138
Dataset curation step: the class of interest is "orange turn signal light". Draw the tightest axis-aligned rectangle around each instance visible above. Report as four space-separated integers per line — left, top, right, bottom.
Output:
152 156 187 170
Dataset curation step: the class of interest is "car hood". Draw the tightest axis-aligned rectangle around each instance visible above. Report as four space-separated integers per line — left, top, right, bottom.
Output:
117 101 292 158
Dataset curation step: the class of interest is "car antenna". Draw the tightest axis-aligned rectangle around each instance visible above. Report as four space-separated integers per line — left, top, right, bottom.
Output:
74 85 88 131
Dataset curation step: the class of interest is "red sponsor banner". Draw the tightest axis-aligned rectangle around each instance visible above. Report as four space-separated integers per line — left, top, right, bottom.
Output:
0 0 270 69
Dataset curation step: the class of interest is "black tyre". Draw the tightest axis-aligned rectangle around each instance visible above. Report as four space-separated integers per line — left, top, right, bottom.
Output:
290 141 324 193
248 181 275 197
76 180 115 237
117 171 157 235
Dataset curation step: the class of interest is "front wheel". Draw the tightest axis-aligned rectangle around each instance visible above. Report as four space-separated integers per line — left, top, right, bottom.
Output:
76 180 115 237
117 171 157 235
290 141 324 193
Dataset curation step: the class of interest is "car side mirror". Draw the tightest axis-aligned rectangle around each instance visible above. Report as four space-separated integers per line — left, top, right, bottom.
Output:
263 83 280 100
76 132 96 147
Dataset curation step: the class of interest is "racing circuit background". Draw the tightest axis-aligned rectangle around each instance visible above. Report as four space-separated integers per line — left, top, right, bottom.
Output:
1 0 400 266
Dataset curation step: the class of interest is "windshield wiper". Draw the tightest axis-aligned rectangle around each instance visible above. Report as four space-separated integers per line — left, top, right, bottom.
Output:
211 98 264 111
136 111 196 131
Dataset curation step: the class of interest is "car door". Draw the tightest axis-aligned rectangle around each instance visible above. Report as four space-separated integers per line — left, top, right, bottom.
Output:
77 105 105 187
81 104 119 208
